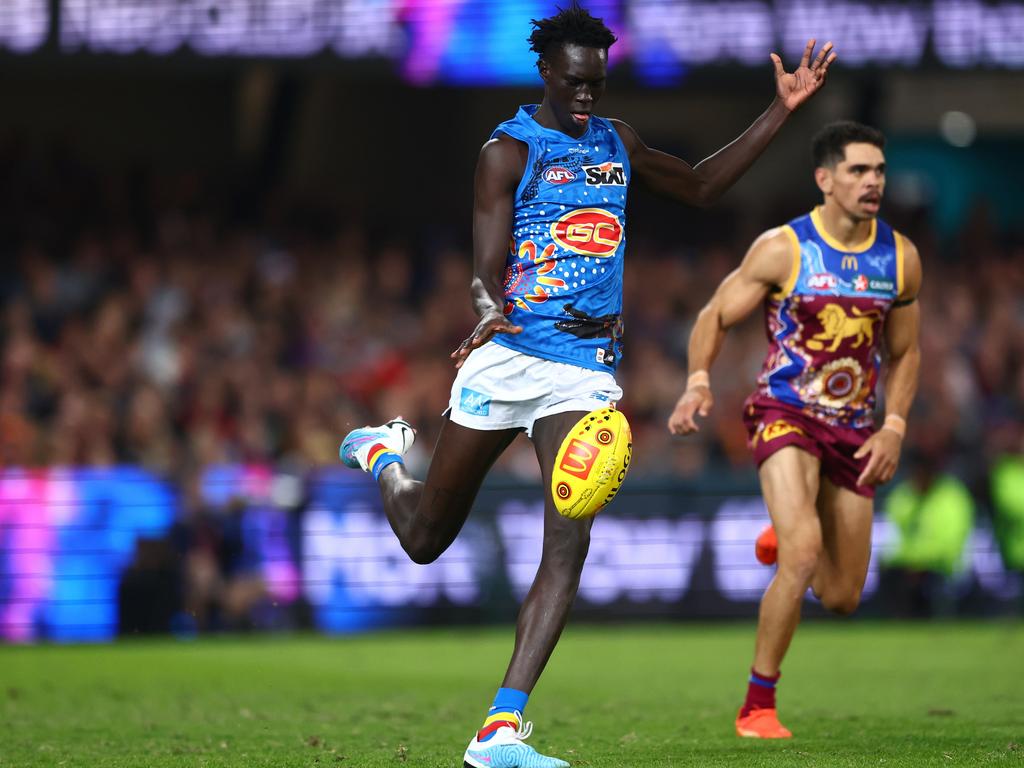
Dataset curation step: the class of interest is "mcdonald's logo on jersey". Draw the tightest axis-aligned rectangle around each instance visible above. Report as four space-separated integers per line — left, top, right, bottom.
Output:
558 438 599 480
550 208 623 256
841 255 859 271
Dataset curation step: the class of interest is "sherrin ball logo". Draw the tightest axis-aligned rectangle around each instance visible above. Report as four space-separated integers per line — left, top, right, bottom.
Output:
552 408 632 519
550 208 622 256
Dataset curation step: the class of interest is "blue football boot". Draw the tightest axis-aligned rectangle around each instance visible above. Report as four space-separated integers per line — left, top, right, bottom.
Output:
463 712 570 768
339 418 415 471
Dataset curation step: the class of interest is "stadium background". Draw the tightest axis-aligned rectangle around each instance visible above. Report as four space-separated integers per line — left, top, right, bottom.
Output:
1 0 1023 645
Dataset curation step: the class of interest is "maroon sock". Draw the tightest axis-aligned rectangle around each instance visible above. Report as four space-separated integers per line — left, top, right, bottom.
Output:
740 668 780 717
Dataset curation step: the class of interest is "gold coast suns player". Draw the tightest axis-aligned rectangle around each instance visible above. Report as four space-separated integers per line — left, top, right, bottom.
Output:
669 121 922 738
341 4 835 764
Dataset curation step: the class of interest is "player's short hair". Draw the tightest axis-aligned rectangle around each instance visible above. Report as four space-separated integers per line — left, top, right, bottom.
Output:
812 121 886 168
528 2 617 67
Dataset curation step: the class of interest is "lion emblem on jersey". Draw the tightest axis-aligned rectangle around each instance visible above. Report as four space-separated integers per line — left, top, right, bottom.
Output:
806 303 882 352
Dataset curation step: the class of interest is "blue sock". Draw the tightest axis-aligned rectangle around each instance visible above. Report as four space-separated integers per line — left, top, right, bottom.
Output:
365 443 403 482
478 687 529 742
370 452 403 482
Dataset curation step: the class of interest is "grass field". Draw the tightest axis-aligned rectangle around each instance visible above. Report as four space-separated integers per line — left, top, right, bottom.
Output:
2 622 1022 767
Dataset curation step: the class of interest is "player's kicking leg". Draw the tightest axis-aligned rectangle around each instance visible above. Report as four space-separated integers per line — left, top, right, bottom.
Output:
737 446 822 739
462 411 589 768
341 413 577 767
341 415 520 563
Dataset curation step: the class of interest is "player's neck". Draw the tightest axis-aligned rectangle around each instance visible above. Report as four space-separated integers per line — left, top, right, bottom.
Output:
817 204 873 249
533 101 587 139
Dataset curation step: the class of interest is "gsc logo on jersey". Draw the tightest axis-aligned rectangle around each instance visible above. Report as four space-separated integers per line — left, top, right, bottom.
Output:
550 208 623 256
583 162 626 187
544 166 576 184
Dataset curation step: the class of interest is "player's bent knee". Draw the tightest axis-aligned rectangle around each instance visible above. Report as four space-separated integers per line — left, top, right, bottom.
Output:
821 588 862 616
407 549 440 566
777 538 822 581
402 535 448 565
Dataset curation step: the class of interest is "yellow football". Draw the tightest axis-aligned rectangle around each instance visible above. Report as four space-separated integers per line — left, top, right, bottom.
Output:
551 408 633 519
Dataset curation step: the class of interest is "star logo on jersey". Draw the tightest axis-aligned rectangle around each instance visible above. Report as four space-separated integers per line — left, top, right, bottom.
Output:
550 208 622 256
854 275 869 292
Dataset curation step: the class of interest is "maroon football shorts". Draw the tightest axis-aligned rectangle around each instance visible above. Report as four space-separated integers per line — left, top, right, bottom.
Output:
743 395 875 499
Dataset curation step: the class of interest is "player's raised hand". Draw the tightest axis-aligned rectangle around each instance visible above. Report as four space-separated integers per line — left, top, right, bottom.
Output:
854 428 903 487
668 385 714 436
451 311 522 369
772 39 836 112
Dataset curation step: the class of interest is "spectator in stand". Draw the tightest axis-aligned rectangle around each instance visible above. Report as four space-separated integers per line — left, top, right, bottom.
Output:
990 421 1024 586
0 139 1021 496
880 443 975 617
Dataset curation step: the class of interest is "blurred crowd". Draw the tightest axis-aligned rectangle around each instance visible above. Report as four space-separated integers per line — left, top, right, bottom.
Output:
1 139 1023 633
1 151 1022 494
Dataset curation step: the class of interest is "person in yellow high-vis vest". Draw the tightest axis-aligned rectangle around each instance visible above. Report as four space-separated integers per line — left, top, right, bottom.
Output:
882 449 974 616
991 452 1024 573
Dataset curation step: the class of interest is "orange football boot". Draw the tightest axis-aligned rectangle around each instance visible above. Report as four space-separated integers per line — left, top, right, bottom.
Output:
735 707 792 739
755 524 778 565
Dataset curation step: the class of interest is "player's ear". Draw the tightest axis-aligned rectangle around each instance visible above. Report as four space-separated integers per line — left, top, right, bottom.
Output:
814 166 832 195
538 58 551 83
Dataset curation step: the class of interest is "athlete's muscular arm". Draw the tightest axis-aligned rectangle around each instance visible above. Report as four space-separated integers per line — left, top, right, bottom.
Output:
613 40 836 208
451 136 525 369
855 235 923 486
668 229 795 434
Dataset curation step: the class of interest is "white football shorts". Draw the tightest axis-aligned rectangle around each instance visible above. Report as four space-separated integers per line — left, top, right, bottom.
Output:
446 342 622 437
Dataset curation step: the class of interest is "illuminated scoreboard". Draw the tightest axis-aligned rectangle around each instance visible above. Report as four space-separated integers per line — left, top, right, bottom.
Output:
1 1 1022 83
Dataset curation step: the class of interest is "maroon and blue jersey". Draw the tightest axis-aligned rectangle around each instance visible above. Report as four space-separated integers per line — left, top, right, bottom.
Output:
489 105 629 373
750 207 906 429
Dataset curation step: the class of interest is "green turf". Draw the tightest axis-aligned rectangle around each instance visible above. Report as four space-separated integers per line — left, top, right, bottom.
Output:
2 622 1022 767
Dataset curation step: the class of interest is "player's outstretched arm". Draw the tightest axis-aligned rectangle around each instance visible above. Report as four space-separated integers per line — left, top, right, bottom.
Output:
668 228 795 435
855 235 923 486
452 137 524 369
615 39 836 209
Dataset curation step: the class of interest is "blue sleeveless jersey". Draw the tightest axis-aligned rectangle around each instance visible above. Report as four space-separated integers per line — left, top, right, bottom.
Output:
489 105 629 373
752 207 905 428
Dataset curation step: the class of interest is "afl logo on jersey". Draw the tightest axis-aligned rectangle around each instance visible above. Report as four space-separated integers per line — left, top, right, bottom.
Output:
808 273 837 291
544 167 576 184
550 208 623 256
